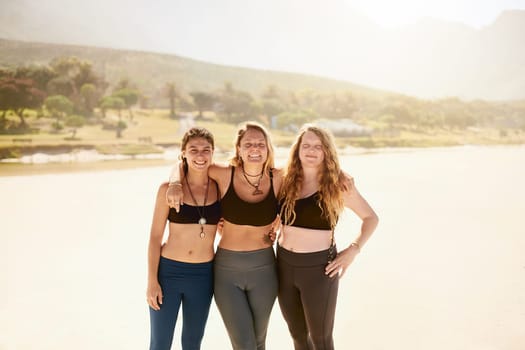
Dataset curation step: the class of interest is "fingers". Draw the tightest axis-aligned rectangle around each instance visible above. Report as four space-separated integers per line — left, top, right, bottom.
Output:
166 185 184 212
166 196 183 212
147 296 160 311
339 266 348 278
165 192 172 207
217 218 224 234
147 290 163 311
268 229 276 242
325 260 344 278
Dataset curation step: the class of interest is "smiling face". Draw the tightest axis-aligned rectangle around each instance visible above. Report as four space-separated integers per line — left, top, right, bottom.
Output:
237 128 268 166
182 137 213 172
298 130 325 169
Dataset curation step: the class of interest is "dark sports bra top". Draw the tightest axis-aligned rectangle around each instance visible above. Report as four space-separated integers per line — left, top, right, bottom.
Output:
282 192 333 230
220 167 278 226
168 182 221 225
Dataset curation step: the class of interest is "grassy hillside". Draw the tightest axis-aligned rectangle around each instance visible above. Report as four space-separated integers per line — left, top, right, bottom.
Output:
0 38 390 106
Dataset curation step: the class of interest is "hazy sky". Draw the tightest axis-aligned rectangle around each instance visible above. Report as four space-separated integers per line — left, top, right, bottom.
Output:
3 0 524 98
5 0 525 58
349 0 525 27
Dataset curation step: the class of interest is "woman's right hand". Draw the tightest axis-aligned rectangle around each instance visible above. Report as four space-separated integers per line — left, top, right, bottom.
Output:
147 281 163 311
166 183 184 212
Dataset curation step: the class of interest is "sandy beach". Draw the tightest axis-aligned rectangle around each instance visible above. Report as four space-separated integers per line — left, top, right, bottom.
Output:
2 145 524 349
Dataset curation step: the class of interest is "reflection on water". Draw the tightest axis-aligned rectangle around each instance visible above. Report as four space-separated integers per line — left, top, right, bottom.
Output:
2 146 524 350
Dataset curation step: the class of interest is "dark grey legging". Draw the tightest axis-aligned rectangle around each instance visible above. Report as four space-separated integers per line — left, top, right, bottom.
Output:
277 245 339 350
214 247 278 350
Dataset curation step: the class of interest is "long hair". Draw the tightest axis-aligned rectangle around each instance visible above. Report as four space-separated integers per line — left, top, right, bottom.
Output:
180 127 215 174
279 124 347 230
229 121 275 174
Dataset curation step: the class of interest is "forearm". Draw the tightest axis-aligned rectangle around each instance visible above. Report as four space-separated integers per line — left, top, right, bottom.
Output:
147 240 162 283
168 161 183 183
351 213 379 251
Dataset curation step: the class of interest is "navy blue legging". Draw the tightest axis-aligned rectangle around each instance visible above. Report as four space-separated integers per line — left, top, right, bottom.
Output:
149 256 214 350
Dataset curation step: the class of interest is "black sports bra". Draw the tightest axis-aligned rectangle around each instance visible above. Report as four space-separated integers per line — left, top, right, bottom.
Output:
282 192 333 230
220 167 278 226
168 182 221 225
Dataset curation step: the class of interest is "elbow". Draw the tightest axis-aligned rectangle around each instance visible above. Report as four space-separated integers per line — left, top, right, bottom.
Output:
369 211 379 228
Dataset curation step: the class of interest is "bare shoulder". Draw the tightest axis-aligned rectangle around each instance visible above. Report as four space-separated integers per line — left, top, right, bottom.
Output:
209 163 231 184
340 171 355 192
153 182 171 207
271 167 284 193
272 167 284 179
157 182 170 195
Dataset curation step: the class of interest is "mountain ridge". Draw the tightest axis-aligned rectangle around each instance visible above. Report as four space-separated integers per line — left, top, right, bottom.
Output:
0 37 392 107
1 3 524 100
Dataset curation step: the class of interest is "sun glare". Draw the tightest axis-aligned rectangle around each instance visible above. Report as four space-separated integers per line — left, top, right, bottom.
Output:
348 0 426 27
346 0 519 28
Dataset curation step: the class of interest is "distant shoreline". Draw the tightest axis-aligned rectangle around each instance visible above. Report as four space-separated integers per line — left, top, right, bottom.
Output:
2 144 523 177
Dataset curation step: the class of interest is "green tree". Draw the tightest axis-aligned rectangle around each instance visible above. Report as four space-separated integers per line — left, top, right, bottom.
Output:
190 91 215 119
13 65 57 92
48 57 106 113
0 76 46 129
80 83 98 117
217 82 255 124
114 77 132 91
116 120 127 138
64 114 85 139
99 96 126 119
113 88 140 120
44 95 74 130
164 83 178 119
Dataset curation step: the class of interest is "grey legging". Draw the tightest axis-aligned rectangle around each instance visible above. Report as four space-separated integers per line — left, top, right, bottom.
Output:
214 247 278 350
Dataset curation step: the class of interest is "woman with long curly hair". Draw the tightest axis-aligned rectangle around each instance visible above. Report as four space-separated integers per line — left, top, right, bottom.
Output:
277 124 379 350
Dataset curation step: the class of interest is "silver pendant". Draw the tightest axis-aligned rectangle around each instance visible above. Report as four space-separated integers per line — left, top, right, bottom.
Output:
200 231 205 239
198 217 207 225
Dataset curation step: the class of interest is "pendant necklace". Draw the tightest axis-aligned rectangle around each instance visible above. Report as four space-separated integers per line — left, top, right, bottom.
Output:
242 166 264 195
185 176 210 239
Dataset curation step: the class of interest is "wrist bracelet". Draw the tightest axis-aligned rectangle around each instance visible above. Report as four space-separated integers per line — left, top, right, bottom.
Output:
350 242 361 252
168 181 182 187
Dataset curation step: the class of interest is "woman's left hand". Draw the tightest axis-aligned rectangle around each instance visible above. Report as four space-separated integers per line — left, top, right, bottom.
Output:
325 245 360 278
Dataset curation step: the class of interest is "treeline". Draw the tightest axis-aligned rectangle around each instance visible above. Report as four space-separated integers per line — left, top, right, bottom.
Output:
1 56 525 138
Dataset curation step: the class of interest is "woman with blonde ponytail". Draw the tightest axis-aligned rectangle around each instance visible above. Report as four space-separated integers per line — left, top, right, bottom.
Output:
277 124 379 350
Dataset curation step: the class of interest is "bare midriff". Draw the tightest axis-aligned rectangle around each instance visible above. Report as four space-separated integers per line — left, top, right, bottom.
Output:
160 222 216 263
218 220 274 251
278 225 333 252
